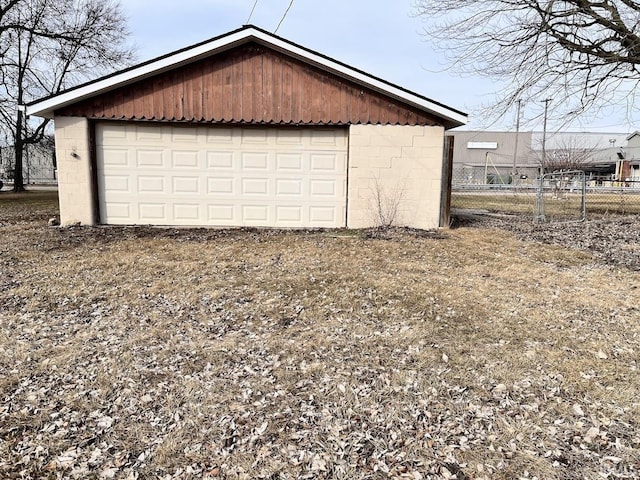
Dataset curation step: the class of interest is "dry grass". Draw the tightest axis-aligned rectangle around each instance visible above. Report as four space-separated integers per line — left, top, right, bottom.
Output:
452 190 640 217
452 192 536 214
1 191 640 479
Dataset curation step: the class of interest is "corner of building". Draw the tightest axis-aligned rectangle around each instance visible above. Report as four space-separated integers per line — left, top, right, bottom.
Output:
346 124 445 230
53 116 96 226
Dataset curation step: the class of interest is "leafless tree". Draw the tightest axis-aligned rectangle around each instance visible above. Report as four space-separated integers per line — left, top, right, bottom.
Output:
414 1 640 125
532 136 598 173
0 0 134 192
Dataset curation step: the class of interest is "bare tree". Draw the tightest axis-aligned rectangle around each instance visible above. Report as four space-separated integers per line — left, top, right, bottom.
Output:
0 0 134 192
414 1 640 124
531 136 598 173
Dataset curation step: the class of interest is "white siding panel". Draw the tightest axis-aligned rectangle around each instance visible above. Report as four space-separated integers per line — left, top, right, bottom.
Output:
96 124 347 227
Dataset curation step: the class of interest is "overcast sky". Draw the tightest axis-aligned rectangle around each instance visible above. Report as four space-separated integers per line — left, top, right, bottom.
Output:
122 0 637 134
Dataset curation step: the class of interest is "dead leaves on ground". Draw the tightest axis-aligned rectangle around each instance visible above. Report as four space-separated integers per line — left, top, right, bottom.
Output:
1 216 640 479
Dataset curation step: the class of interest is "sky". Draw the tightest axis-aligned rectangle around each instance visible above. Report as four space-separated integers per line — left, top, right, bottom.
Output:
121 0 638 135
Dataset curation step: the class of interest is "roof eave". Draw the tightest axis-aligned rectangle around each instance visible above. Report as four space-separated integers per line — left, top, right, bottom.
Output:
27 26 467 127
27 29 254 119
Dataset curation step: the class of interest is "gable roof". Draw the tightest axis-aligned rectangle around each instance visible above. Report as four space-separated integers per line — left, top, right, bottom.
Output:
626 131 640 141
27 25 467 129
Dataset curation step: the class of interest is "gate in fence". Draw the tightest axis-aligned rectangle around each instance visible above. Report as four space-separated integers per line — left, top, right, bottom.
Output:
534 170 586 223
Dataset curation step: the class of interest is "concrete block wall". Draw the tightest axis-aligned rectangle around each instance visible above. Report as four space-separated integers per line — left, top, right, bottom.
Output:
54 116 95 225
347 124 445 230
52 120 445 229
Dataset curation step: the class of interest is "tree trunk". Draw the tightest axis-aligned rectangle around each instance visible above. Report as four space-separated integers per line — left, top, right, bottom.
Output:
13 108 25 192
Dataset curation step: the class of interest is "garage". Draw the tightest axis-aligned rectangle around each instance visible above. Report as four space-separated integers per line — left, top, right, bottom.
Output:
96 123 347 227
27 25 466 230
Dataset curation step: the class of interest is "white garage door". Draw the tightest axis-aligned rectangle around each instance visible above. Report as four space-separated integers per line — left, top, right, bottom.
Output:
96 123 348 227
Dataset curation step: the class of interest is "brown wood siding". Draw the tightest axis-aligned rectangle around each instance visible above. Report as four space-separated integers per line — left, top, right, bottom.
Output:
56 43 440 126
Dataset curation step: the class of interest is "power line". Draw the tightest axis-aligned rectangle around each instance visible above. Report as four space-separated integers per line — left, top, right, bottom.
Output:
246 0 259 24
274 0 294 34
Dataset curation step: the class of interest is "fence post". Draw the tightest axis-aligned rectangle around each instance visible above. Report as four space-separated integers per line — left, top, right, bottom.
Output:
535 174 545 223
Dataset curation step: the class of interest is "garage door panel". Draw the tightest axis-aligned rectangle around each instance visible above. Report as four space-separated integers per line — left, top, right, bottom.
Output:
276 179 303 196
276 154 303 171
103 175 130 193
97 124 347 227
309 129 347 147
137 176 165 193
172 176 201 195
241 152 269 170
106 203 132 220
172 130 199 143
241 129 268 144
276 130 303 145
174 204 201 221
171 150 200 168
136 125 163 141
242 205 269 223
139 203 166 221
101 149 129 167
136 150 164 167
102 125 127 139
207 151 234 168
207 177 234 194
241 178 269 195
309 179 338 197
310 153 344 172
206 129 234 144
208 204 235 222
310 206 339 223
276 206 302 223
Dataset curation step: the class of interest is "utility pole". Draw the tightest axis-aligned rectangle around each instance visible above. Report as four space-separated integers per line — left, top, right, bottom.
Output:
512 99 522 185
541 98 551 170
535 99 552 224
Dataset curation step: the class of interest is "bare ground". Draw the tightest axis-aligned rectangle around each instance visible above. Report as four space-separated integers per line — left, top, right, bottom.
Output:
1 191 639 479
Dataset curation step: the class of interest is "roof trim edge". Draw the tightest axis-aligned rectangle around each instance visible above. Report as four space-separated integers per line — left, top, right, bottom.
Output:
27 25 467 127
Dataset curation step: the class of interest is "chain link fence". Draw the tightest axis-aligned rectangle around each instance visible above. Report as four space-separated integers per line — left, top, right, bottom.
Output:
534 170 586 223
451 165 640 222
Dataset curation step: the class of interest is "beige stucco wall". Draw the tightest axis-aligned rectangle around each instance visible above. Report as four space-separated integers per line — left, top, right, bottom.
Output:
347 124 445 230
54 116 95 225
